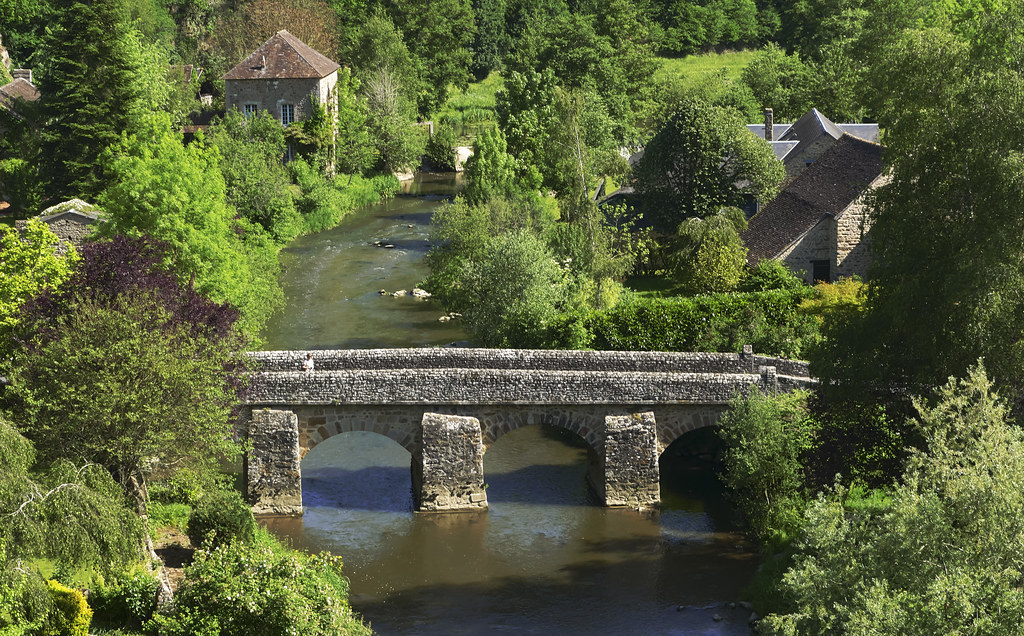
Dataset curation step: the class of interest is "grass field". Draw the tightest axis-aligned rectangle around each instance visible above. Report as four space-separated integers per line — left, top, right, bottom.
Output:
436 71 503 143
655 50 758 88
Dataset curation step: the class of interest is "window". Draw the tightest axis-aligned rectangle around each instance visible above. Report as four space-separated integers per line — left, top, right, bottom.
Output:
243 103 257 118
280 103 295 125
811 260 831 283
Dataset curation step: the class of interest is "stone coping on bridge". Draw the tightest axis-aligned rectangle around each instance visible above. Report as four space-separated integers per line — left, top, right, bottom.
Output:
245 367 815 406
247 347 811 378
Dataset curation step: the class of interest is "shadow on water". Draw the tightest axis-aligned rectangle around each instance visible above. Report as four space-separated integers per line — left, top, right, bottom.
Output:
351 528 758 636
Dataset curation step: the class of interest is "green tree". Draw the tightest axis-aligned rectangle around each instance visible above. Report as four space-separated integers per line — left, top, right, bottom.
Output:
719 388 814 549
458 229 567 347
462 127 522 204
99 112 283 336
6 295 243 519
671 206 748 293
635 96 784 230
813 9 1024 414
334 67 377 175
766 363 1024 635
206 110 302 242
385 0 477 116
37 0 150 200
741 43 813 121
0 221 77 340
0 418 143 575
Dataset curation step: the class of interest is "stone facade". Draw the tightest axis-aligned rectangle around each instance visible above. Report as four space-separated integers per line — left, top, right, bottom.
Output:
225 75 336 125
413 413 488 512
248 347 811 378
835 174 888 279
242 348 814 513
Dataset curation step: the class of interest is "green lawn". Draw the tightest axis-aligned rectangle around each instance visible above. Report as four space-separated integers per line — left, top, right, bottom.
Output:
655 50 758 88
436 71 503 144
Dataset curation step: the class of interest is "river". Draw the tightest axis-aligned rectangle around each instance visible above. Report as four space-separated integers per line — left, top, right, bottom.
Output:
260 173 759 635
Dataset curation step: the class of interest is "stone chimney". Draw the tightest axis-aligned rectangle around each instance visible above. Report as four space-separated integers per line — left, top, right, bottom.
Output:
11 68 31 84
764 108 774 141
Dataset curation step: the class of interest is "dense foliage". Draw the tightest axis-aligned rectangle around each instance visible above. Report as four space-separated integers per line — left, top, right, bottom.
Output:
150 530 372 636
3 236 245 515
765 364 1024 634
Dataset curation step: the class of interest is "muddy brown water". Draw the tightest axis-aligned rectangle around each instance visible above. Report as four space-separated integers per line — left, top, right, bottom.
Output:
259 173 759 634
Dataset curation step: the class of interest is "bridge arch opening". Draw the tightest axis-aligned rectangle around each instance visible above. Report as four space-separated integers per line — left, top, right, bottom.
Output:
301 430 413 512
658 427 733 525
482 424 595 506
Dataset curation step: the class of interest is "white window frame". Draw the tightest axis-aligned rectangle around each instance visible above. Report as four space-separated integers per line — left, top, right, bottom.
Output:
243 103 258 118
280 103 295 125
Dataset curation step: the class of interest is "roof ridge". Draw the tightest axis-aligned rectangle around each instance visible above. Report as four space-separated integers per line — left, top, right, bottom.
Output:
275 30 318 76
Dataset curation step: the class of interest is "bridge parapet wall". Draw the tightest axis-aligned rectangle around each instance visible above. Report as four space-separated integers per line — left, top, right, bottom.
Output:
246 368 799 406
247 348 811 377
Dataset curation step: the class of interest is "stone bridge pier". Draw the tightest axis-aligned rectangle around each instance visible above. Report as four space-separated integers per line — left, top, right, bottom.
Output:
241 347 815 515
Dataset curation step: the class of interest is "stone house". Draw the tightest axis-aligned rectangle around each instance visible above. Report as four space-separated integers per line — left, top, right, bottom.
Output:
740 134 885 283
222 30 339 129
15 199 102 254
0 69 39 124
747 108 880 179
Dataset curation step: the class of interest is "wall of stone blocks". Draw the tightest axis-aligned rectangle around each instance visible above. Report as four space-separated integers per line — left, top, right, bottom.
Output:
225 74 336 123
248 348 810 375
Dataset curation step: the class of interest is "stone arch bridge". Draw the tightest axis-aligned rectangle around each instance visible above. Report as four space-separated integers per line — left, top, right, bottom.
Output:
241 347 814 515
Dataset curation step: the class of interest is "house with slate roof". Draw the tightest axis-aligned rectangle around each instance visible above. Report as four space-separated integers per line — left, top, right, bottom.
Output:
15 199 103 254
222 30 339 128
0 69 39 123
741 134 885 283
748 108 880 179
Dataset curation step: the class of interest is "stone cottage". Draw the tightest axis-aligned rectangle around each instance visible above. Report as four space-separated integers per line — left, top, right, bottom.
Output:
748 108 880 180
222 30 339 128
15 199 103 254
741 134 885 283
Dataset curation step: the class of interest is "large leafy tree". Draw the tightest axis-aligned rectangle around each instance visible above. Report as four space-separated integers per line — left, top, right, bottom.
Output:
813 7 1024 413
99 112 283 336
635 96 784 230
766 364 1024 634
384 0 476 116
37 0 148 200
4 236 245 517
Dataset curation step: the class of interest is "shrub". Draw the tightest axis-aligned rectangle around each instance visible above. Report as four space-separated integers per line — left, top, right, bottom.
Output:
718 388 816 550
186 489 256 549
149 530 371 636
89 569 160 630
424 118 459 171
582 288 817 357
739 259 806 292
43 579 91 636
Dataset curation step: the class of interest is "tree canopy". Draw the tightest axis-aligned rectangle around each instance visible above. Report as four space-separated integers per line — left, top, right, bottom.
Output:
635 96 784 230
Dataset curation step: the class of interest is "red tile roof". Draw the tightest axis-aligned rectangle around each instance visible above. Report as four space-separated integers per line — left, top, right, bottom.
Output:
222 30 339 80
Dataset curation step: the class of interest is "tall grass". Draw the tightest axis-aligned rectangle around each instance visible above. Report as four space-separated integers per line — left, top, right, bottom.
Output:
655 50 758 88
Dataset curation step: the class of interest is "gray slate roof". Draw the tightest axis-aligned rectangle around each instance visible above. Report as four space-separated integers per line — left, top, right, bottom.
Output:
741 134 884 265
222 30 340 80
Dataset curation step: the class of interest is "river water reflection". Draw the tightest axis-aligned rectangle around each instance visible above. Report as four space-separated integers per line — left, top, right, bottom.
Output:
260 174 758 634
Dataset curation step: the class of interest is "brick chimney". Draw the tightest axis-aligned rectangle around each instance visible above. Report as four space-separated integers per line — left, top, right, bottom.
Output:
764 108 774 141
11 68 31 84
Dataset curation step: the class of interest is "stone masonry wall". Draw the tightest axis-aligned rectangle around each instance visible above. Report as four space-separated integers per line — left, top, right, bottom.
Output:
248 348 811 378
225 74 336 123
246 368 797 406
836 173 887 279
413 413 488 511
246 409 303 515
